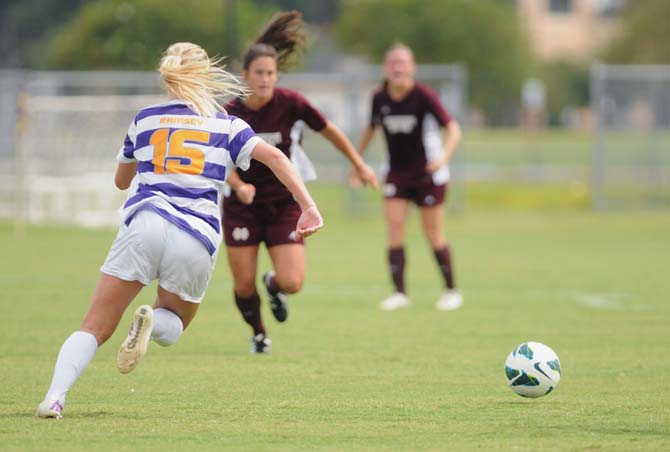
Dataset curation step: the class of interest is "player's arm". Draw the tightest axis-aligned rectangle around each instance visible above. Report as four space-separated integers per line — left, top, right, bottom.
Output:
426 120 462 174
320 121 378 190
115 162 137 190
226 168 256 205
348 125 377 187
251 140 323 238
357 125 376 156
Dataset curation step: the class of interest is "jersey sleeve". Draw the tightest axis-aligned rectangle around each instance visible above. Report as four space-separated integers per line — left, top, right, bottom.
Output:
228 117 261 171
117 119 138 163
293 92 327 132
369 93 382 127
421 85 452 127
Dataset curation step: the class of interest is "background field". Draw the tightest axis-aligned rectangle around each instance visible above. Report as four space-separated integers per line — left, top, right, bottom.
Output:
1 184 669 451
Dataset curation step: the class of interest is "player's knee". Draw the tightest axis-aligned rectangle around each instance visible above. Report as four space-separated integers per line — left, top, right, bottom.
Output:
388 221 405 234
151 308 184 347
234 282 257 298
278 275 303 294
434 232 447 247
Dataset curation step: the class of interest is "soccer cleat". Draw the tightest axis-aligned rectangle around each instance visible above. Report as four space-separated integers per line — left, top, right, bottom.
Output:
435 290 463 311
117 304 154 374
380 292 411 311
251 333 272 354
263 271 288 322
36 399 63 419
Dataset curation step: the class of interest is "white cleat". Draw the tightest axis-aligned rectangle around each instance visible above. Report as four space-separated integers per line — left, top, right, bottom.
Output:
117 304 154 374
36 399 64 419
380 292 411 311
250 333 272 354
436 290 463 311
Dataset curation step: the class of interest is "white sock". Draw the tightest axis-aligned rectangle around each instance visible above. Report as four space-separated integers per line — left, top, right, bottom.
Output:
150 308 183 346
44 331 98 403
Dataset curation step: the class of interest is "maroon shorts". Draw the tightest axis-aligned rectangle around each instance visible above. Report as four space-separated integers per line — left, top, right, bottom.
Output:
383 172 447 207
223 196 304 247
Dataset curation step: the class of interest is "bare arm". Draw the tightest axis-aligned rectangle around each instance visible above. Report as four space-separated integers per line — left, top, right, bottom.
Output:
357 125 377 156
349 125 378 188
115 162 137 190
320 121 378 190
321 121 367 169
226 167 256 205
426 120 463 173
251 140 323 237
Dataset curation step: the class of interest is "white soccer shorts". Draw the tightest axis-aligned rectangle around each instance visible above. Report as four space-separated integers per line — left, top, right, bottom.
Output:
101 209 218 303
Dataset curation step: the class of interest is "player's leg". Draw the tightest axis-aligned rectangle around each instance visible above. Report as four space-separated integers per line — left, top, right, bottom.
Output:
380 198 411 310
37 273 143 418
222 201 270 353
267 244 305 294
117 287 201 374
37 209 160 418
418 187 462 311
116 212 214 372
265 243 305 322
261 201 305 323
226 245 270 353
150 285 198 344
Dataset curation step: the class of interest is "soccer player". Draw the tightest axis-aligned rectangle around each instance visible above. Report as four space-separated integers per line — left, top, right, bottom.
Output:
35 42 323 419
223 11 378 353
353 43 463 311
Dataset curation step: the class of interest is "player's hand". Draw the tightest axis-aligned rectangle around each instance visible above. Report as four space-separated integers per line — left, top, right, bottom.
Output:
426 159 445 174
296 205 323 238
235 183 256 205
354 163 379 190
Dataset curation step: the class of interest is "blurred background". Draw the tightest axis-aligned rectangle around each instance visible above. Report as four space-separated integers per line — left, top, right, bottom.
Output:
0 0 669 228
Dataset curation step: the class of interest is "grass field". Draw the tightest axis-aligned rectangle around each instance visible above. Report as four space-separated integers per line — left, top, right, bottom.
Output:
1 185 669 451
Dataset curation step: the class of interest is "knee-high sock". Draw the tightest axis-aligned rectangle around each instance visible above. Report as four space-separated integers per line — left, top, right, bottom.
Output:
44 331 98 403
433 245 456 290
151 308 183 346
234 291 266 336
388 247 406 294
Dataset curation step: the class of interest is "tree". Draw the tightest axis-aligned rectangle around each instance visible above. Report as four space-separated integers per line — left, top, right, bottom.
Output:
335 0 533 122
540 61 589 126
605 0 670 64
0 0 88 67
254 0 340 23
45 0 276 70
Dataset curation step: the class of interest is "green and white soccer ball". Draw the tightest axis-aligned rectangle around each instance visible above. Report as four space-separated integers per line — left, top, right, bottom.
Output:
505 342 561 398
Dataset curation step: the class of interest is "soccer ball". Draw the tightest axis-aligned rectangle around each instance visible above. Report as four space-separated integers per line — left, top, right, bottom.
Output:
504 342 561 398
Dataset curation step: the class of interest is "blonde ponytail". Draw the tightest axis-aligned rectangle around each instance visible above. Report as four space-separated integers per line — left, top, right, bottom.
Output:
159 42 247 117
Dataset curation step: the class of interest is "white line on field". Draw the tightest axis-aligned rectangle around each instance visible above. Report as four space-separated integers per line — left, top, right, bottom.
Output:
575 293 651 311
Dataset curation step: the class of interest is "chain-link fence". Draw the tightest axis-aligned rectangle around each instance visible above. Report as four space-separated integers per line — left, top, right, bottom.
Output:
591 63 670 208
0 65 467 227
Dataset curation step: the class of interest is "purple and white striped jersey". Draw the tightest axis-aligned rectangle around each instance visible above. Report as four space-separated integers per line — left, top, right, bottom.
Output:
117 100 261 256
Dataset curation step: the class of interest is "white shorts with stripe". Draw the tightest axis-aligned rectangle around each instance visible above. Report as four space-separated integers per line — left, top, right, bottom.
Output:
101 209 218 303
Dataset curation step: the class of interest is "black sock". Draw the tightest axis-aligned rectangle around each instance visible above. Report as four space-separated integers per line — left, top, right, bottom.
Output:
388 247 406 294
234 291 266 336
433 245 455 290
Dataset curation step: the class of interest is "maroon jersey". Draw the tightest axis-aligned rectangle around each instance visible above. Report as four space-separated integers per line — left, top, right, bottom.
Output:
370 81 452 180
224 87 327 202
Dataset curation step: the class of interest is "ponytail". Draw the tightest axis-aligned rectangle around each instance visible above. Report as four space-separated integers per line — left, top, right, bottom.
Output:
243 11 305 71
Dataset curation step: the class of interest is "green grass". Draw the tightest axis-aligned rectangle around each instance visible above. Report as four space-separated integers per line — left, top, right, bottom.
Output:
1 185 669 451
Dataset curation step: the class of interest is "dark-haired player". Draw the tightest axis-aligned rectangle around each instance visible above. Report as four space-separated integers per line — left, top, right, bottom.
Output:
223 11 378 353
36 42 323 418
353 43 463 311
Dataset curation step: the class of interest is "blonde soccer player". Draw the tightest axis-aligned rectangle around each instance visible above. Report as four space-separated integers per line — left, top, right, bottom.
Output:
36 42 323 419
222 11 377 353
353 43 463 311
